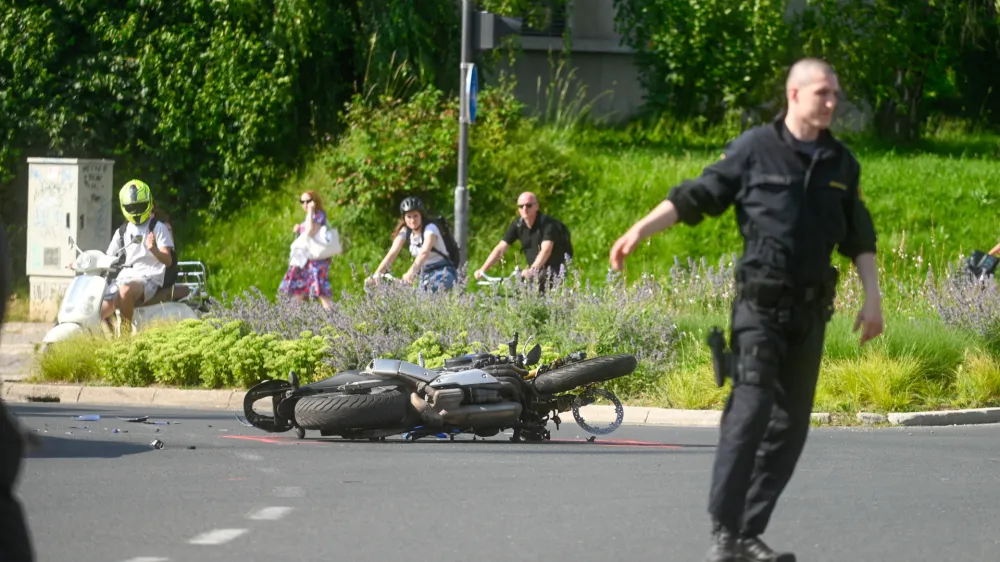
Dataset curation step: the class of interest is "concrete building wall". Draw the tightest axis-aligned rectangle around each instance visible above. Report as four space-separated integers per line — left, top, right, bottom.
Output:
491 0 872 130
489 0 644 123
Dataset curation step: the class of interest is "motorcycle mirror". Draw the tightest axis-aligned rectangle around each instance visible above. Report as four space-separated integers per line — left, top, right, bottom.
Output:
507 331 519 357
67 235 74 247
525 344 542 366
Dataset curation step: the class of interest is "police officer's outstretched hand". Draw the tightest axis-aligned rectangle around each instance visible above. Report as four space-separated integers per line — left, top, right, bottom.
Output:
853 297 884 346
609 228 643 271
611 201 681 271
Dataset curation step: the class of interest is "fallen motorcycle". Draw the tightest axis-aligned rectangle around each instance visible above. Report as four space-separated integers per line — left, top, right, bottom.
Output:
241 332 638 442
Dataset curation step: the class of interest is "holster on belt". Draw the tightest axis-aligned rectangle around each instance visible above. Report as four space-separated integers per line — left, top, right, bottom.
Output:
706 327 732 388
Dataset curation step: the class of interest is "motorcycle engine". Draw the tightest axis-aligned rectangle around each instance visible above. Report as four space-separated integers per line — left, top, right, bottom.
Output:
428 369 505 407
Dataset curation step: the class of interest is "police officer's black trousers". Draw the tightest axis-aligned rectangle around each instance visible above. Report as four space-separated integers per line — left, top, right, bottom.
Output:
0 217 34 562
0 402 34 562
708 296 828 538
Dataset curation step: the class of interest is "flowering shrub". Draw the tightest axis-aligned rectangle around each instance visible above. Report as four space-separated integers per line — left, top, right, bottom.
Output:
206 264 681 397
33 247 1000 412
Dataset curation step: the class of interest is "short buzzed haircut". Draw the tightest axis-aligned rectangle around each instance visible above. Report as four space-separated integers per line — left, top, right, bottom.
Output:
786 58 835 90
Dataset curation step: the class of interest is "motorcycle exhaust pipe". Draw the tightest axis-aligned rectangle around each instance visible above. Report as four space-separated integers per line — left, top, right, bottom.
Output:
410 391 444 428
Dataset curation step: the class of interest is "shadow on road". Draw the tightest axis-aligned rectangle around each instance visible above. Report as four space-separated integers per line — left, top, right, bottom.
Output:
23 435 151 459
221 434 718 455
7 403 234 422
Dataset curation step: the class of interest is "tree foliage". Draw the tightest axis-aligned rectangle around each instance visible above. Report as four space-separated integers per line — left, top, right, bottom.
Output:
613 0 1000 139
613 0 792 123
0 0 464 275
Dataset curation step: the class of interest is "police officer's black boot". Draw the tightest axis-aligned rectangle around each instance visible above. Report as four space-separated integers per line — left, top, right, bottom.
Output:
737 535 796 562
704 520 739 562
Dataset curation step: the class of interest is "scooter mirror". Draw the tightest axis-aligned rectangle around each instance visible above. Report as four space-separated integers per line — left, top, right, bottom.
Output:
67 236 75 247
525 344 542 366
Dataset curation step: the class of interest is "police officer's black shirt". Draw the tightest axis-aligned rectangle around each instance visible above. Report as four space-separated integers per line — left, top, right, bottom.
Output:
665 113 878 286
503 213 571 271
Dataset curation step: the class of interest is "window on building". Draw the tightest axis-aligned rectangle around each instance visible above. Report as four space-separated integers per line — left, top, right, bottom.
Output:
518 1 568 37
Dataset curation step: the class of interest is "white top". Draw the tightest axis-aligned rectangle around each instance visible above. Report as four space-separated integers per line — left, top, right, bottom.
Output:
106 219 175 286
397 222 448 267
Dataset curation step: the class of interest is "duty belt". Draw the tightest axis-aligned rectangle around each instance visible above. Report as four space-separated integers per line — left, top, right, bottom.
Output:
736 280 827 308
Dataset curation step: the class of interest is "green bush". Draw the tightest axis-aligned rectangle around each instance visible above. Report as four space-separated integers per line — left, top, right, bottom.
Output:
323 82 587 239
91 319 329 389
0 0 358 217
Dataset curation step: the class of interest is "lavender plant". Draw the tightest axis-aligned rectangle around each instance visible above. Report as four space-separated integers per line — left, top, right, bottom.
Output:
924 260 1000 343
205 261 682 395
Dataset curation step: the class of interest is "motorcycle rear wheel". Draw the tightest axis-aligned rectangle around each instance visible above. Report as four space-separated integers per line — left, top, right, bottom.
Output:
294 389 412 433
532 354 637 395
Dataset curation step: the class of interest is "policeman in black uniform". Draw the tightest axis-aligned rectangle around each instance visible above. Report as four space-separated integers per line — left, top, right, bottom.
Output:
610 58 884 562
0 217 36 562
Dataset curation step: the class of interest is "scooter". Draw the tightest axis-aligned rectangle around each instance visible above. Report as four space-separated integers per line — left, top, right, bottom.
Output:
41 236 208 348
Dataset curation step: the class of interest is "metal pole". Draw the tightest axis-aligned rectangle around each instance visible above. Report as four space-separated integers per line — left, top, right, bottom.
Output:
455 0 471 271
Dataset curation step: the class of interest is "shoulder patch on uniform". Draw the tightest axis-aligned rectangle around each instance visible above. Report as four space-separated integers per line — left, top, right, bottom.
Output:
828 181 848 191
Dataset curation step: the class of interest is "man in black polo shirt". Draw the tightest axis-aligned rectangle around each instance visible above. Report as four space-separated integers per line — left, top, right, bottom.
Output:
473 192 573 288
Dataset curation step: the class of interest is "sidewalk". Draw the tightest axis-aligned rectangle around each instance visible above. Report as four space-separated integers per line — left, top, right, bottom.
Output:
4 380 1000 428
0 322 49 383
5 321 1000 428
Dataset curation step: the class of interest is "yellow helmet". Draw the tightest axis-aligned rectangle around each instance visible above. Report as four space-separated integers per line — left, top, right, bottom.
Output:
119 179 153 224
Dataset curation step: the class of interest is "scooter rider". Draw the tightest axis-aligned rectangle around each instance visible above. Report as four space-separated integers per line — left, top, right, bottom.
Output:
99 180 175 331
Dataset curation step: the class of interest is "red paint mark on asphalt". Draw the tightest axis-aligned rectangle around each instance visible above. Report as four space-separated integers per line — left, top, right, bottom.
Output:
223 434 683 449
548 438 683 449
222 435 321 445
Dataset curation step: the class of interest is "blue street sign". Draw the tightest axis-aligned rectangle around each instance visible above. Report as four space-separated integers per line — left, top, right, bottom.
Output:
466 63 478 124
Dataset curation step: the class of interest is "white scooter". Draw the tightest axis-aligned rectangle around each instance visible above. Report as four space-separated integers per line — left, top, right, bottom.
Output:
41 236 208 348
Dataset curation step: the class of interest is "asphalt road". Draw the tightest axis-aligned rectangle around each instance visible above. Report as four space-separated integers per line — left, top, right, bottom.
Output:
6 402 1000 562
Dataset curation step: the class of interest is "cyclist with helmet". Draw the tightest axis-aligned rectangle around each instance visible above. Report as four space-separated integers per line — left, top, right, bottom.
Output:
369 196 457 292
99 180 175 330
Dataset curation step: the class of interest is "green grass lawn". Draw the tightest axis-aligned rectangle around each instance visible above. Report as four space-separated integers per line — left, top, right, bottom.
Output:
178 126 1000 301
25 122 1000 415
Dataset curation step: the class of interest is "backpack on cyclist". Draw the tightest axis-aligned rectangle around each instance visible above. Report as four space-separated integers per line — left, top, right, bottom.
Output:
114 217 179 287
401 215 462 268
540 214 573 265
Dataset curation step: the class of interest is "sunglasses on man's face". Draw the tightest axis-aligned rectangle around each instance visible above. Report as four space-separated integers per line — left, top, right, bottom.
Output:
518 203 534 209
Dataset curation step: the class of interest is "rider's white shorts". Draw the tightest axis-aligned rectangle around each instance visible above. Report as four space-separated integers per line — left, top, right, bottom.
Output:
105 276 162 305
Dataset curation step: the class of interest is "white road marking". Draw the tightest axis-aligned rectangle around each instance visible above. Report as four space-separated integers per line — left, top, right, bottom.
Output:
247 506 294 521
188 528 248 545
273 486 304 498
121 558 169 562
235 451 263 461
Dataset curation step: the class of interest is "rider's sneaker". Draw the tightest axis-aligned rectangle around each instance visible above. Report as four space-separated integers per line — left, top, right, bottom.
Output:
704 522 739 562
738 536 796 562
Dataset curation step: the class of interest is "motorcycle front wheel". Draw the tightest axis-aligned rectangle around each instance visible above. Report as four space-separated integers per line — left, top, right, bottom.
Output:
532 354 638 395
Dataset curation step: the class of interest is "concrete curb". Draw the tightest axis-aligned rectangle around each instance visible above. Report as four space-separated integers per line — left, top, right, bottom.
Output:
2 382 242 410
887 408 1000 427
3 382 1000 428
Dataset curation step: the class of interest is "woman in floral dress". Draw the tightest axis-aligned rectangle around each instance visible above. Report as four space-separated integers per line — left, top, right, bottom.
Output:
279 190 333 309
